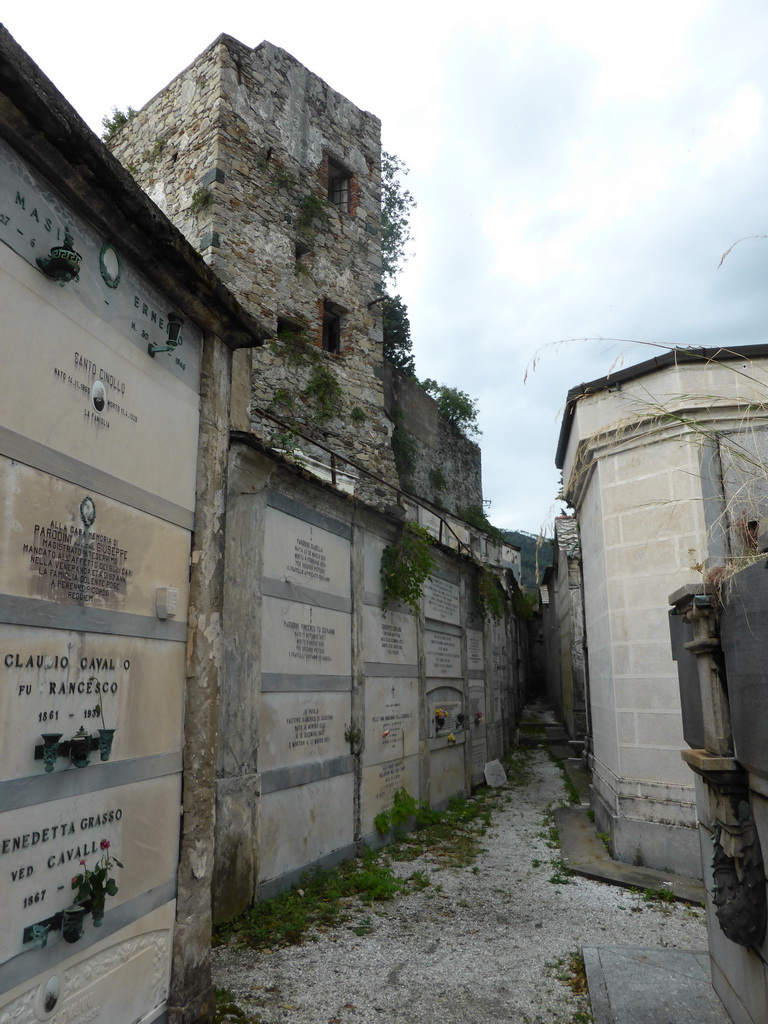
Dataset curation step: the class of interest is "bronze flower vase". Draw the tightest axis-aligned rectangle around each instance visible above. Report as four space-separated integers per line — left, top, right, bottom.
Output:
62 904 85 943
40 733 62 773
98 728 115 762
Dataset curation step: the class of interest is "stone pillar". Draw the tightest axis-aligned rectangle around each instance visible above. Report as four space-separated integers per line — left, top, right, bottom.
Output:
669 585 733 757
168 333 232 1024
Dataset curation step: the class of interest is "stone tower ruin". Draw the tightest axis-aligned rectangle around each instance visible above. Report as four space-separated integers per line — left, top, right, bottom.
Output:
110 35 398 493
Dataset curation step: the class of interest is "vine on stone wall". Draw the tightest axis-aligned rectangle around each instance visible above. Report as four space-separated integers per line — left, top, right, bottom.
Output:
391 405 417 484
274 329 320 366
474 563 505 622
304 366 342 425
459 504 505 545
381 523 436 614
298 193 331 237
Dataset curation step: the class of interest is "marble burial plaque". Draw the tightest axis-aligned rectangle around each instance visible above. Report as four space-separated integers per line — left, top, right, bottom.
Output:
361 753 420 835
0 626 184 782
0 458 190 615
0 902 174 1022
423 577 461 625
259 692 350 771
467 629 484 671
0 256 201 513
259 773 354 884
0 773 180 965
262 508 351 599
425 629 462 678
363 606 417 666
428 688 465 738
363 678 418 765
0 139 201 384
484 759 507 787
261 597 351 677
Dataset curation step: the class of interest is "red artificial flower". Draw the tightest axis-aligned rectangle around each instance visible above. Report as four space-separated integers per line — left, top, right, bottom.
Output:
100 839 110 850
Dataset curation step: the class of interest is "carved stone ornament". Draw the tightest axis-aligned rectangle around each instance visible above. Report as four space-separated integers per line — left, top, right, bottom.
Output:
711 800 767 947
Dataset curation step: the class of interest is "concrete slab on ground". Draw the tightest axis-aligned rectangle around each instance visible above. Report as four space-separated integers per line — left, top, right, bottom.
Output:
583 946 731 1024
555 805 705 904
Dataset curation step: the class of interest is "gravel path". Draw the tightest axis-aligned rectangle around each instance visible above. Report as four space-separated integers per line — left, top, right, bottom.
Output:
213 745 708 1024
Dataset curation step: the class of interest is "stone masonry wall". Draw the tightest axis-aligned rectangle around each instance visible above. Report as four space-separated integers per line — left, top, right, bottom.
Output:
384 363 483 514
110 35 399 498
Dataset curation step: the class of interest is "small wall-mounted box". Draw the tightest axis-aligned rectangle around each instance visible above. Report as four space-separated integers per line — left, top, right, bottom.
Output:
156 587 179 620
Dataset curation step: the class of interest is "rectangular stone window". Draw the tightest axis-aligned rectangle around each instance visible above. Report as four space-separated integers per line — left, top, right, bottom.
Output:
322 302 342 353
327 159 351 212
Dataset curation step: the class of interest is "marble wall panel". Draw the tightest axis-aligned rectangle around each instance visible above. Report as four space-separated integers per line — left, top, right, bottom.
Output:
0 773 180 966
363 607 417 666
0 459 190 616
425 629 462 678
0 626 183 782
0 902 174 1022
261 597 351 678
361 754 420 836
430 746 466 806
259 692 350 771
362 678 419 766
423 577 460 625
467 629 484 671
0 240 200 513
262 508 350 598
259 774 354 884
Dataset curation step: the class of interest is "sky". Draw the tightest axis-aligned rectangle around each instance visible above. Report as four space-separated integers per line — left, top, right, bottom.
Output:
6 1 768 534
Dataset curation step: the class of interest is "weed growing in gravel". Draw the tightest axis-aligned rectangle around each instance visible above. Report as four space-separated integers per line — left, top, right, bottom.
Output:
388 788 504 869
642 886 675 904
548 952 594 1023
539 804 561 849
214 988 256 1023
216 786 514 950
374 787 441 838
349 916 374 936
215 849 402 950
549 857 575 885
505 746 535 786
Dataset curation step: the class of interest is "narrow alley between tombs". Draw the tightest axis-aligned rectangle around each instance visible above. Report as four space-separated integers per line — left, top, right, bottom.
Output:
212 709 714 1024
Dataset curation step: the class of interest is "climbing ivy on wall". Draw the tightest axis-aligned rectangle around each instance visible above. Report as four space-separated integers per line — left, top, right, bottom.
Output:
474 563 505 622
390 405 417 485
380 523 436 614
304 366 342 424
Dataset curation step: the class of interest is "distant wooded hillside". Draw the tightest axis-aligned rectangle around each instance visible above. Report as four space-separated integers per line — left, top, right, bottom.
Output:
501 529 553 591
